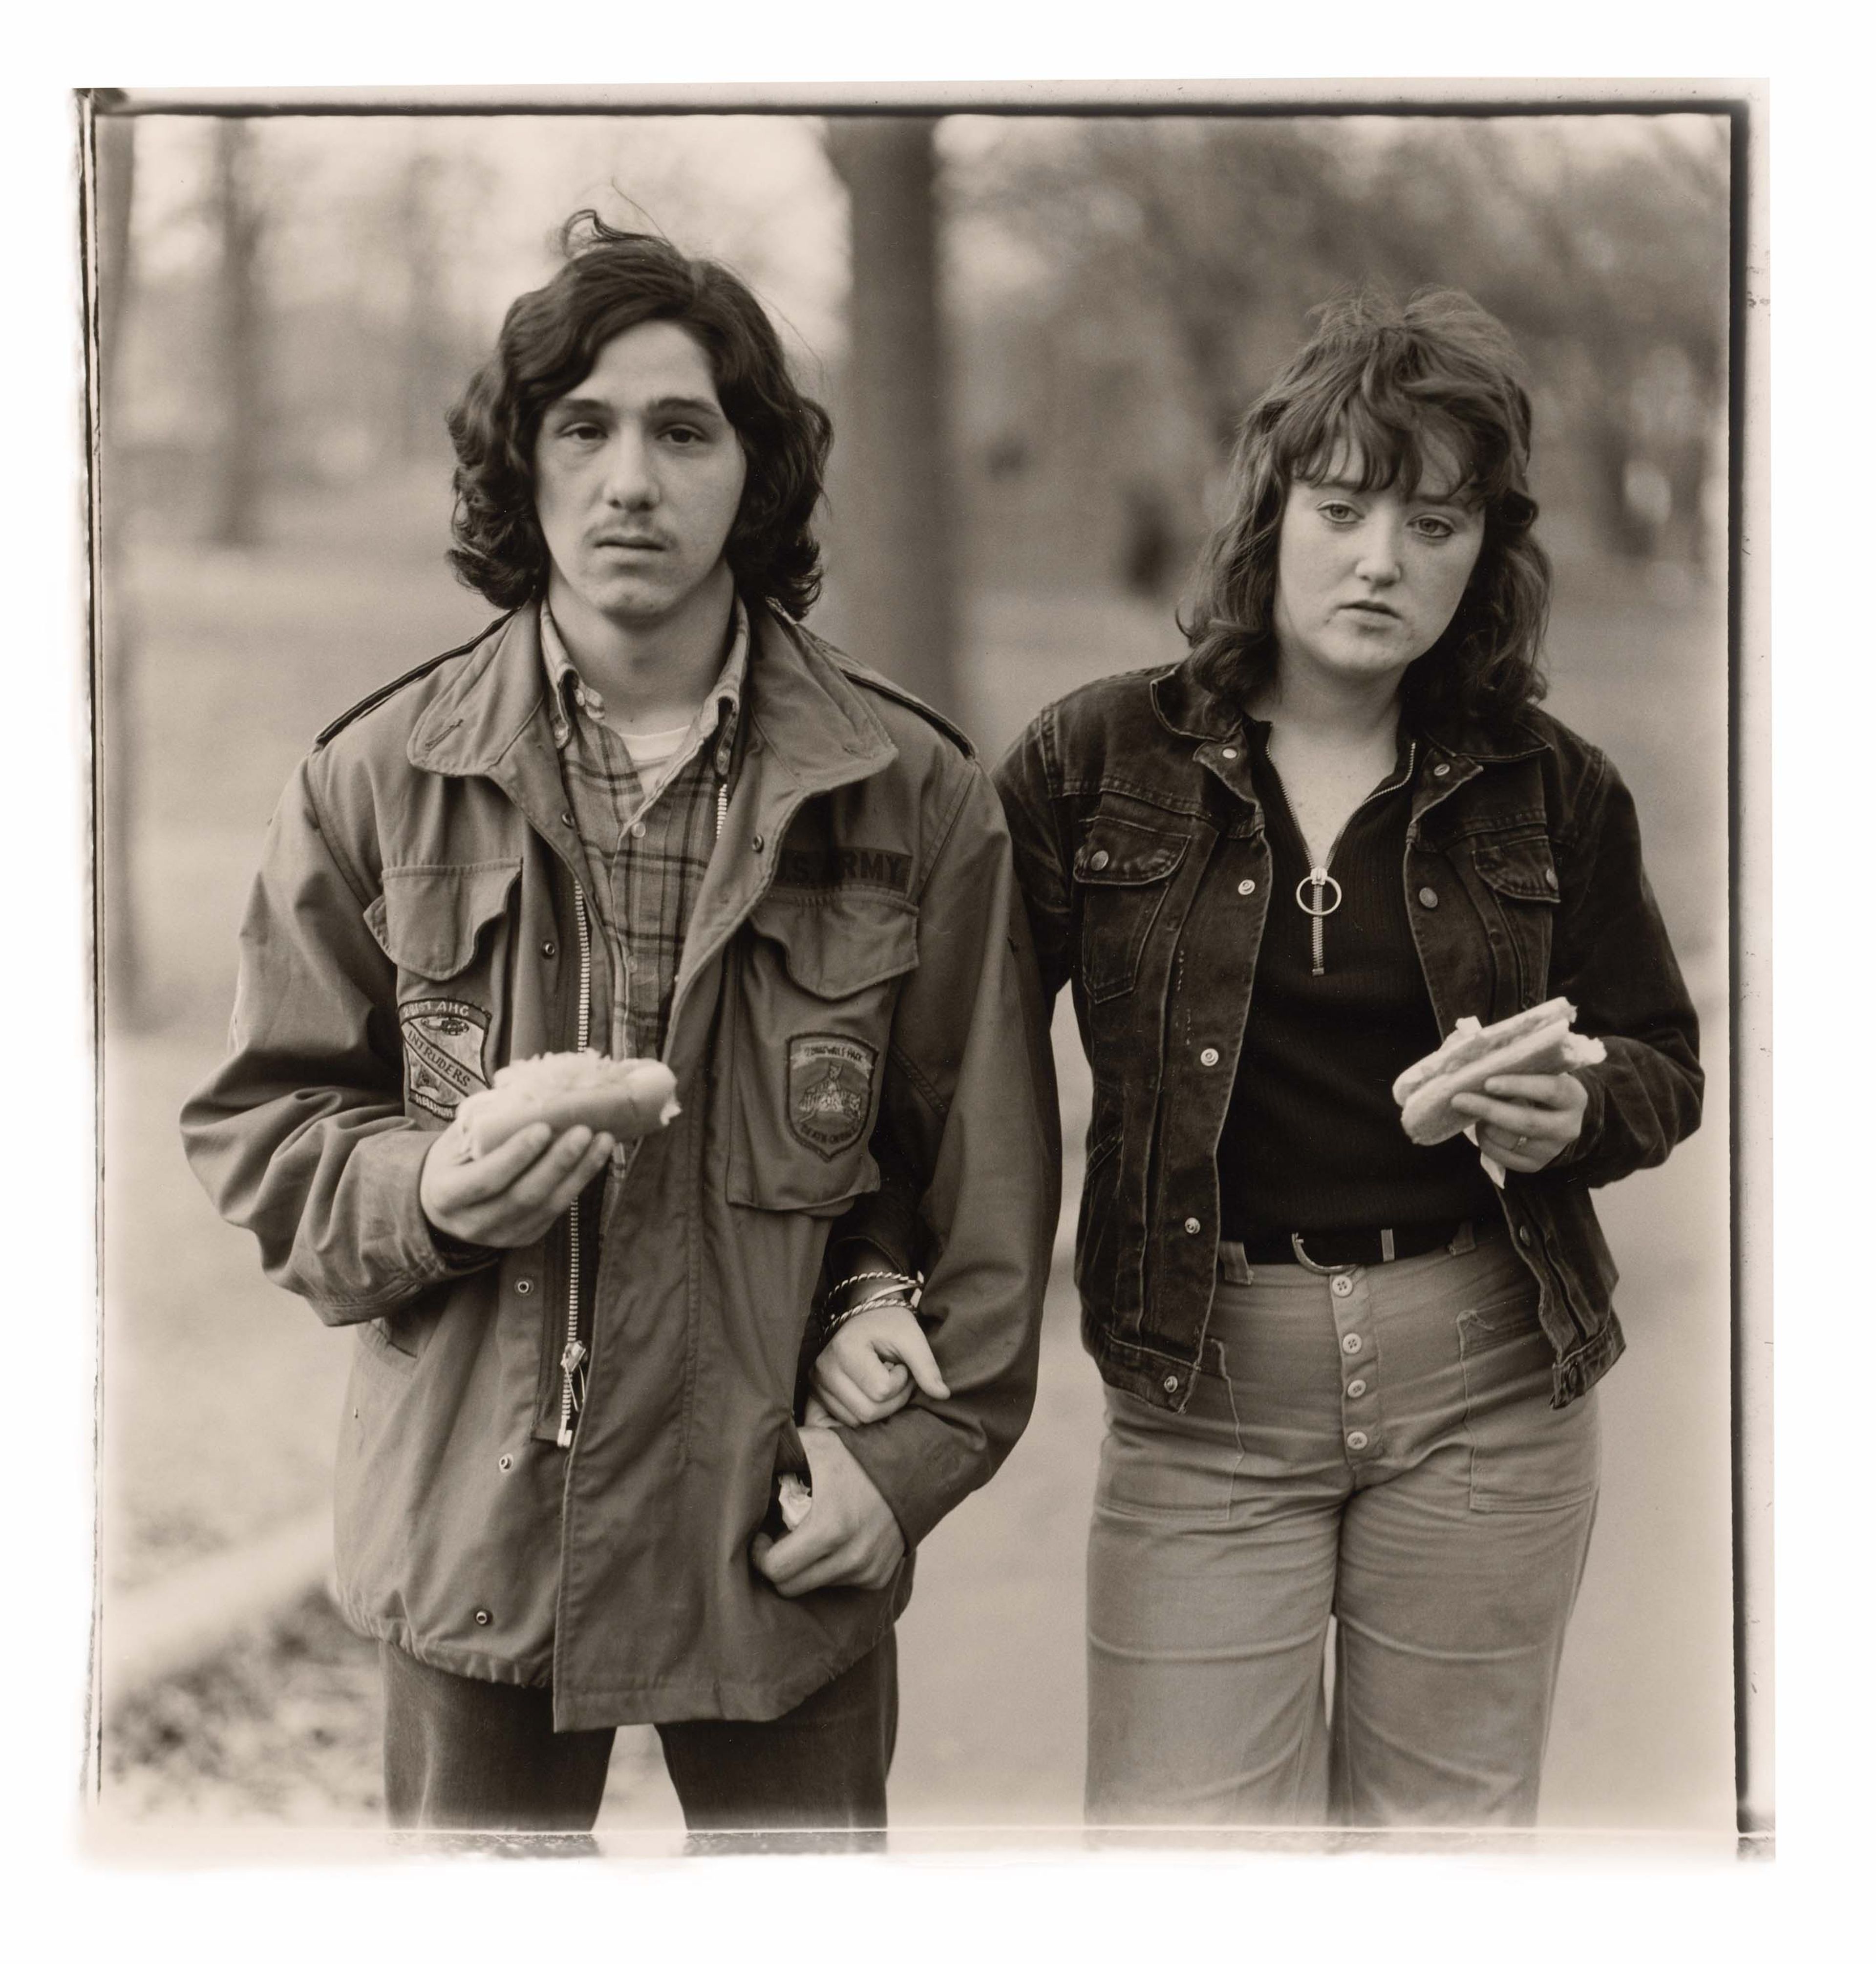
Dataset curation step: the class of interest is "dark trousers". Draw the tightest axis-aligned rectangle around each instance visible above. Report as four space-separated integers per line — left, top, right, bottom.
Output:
381 1631 898 1841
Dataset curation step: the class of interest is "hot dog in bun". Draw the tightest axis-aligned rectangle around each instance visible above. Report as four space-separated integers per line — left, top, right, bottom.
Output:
457 1051 680 1157
1392 998 1605 1146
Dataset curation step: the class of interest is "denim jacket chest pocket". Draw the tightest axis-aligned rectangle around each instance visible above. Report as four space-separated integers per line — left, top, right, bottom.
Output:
364 859 522 1123
1470 834 1561 1011
726 888 920 1215
1071 816 1189 1003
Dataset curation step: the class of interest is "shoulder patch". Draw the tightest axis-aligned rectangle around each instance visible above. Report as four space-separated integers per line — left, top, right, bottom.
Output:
313 613 512 749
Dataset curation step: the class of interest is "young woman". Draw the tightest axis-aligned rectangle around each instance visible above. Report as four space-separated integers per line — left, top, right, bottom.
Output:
815 288 1702 1827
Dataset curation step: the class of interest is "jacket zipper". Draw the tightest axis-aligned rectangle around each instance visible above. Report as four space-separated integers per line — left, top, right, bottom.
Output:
1296 740 1416 976
553 784 724 1448
556 882 594 1448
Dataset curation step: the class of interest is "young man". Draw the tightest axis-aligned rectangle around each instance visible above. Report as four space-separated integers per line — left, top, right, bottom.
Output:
181 216 1059 1837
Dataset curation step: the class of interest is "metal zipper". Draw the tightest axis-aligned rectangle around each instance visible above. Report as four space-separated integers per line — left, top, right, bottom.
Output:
556 882 594 1449
1293 740 1416 977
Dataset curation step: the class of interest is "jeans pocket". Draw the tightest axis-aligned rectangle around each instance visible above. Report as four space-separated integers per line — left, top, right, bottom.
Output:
1458 1299 1600 1515
1094 1377 1244 1523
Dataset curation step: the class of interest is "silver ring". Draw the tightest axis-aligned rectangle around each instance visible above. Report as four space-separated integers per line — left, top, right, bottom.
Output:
1513 1133 1528 1151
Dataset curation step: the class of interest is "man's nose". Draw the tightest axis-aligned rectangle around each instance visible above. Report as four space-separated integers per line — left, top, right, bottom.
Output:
601 428 659 507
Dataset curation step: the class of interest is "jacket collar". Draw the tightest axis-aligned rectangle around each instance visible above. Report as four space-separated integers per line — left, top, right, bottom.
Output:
1151 648 1551 768
407 598 895 794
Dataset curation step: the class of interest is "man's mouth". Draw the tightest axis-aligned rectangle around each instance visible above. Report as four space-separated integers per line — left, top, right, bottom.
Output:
594 534 666 552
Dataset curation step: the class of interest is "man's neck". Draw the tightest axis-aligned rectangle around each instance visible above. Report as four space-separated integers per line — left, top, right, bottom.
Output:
544 565 737 730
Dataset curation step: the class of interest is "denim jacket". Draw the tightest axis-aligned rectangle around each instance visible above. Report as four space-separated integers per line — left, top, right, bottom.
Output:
993 653 1703 1414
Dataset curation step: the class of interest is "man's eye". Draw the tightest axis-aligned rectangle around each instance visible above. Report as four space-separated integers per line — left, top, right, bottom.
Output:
557 423 602 443
661 426 706 447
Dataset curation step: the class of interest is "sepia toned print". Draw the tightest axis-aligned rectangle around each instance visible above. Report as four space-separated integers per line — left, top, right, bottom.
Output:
87 89 1748 1848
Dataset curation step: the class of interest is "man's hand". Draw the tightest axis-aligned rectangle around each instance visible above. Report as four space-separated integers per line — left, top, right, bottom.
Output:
750 1425 906 1598
810 1304 950 1426
1450 1071 1589 1175
419 1117 614 1249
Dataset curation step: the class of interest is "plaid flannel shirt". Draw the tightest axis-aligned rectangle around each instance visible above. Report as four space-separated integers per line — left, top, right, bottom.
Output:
539 599 747 1063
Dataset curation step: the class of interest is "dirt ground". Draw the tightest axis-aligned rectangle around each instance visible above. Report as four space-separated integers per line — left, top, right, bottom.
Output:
95 502 1735 1840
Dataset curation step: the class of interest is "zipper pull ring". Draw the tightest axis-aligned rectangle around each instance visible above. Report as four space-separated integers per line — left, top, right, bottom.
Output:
1296 867 1343 977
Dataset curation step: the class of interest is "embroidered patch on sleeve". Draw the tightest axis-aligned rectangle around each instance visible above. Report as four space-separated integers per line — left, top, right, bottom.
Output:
786 1034 878 1158
400 998 492 1120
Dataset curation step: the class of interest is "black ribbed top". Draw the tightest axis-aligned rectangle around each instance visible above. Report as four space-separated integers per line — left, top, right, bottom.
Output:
1216 722 1499 1239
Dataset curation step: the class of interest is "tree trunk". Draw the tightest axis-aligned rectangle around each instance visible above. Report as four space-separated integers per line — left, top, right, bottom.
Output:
94 106 144 1026
825 118 960 721
209 118 265 547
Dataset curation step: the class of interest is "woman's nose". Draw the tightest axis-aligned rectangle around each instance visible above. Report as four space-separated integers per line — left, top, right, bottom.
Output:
1354 519 1403 585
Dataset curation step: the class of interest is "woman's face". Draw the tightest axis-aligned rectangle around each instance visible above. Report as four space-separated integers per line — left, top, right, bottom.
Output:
1270 437 1486 700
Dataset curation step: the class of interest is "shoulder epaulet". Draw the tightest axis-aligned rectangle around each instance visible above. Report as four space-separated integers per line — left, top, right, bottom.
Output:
313 614 512 749
815 636 976 759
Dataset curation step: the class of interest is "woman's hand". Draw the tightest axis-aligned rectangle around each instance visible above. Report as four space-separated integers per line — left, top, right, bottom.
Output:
419 1118 613 1248
1449 1072 1588 1175
810 1304 950 1427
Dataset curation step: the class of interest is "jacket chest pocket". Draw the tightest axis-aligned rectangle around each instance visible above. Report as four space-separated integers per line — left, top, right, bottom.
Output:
1072 816 1189 1004
1471 835 1559 1009
726 889 919 1214
365 860 521 1123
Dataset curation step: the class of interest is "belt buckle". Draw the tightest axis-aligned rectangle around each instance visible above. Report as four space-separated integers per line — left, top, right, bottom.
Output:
1290 1232 1359 1276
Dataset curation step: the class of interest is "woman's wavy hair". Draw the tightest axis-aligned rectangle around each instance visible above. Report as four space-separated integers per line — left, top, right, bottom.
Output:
1183 287 1551 730
446 213 833 618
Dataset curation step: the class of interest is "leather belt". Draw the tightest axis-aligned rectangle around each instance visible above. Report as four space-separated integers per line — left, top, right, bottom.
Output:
1235 1220 1473 1272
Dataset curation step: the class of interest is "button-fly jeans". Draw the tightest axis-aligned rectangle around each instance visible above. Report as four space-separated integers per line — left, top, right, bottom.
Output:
1086 1224 1599 1827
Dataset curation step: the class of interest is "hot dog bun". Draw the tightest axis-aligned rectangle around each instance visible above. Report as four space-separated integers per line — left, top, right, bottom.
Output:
1393 998 1605 1146
457 1051 680 1157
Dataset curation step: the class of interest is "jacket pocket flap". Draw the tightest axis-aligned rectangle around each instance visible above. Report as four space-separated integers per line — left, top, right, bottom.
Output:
366 860 522 980
1473 837 1560 903
747 891 919 998
1073 817 1188 886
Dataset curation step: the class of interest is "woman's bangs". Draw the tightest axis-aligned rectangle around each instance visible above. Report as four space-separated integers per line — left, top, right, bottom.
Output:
1282 389 1482 504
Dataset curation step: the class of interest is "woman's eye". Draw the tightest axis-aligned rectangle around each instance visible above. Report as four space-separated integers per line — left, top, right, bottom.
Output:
1318 501 1360 524
1412 516 1457 540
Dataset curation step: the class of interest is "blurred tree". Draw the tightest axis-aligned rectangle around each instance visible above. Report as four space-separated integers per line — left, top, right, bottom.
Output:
209 118 268 546
952 117 1729 576
93 101 145 1025
824 117 959 718
393 152 453 465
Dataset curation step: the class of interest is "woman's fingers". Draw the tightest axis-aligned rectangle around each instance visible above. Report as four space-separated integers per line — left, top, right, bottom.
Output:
1450 1091 1565 1139
1480 1072 1578 1107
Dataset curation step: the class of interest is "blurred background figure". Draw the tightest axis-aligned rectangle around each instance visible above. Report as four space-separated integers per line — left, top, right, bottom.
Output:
93 107 1733 1836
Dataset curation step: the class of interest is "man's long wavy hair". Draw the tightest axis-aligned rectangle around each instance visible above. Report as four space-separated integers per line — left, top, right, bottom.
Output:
1183 288 1551 731
446 213 833 619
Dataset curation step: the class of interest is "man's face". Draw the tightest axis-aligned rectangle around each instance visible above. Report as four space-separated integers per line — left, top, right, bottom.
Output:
532 319 748 634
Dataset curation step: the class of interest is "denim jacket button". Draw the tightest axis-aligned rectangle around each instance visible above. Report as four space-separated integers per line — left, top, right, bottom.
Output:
1417 886 1439 908
1162 1374 1180 1393
1433 761 1451 778
1199 1047 1220 1067
1544 867 1559 890
1183 1217 1202 1235
1089 849 1110 871
1517 1225 1533 1247
1237 878 1256 895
